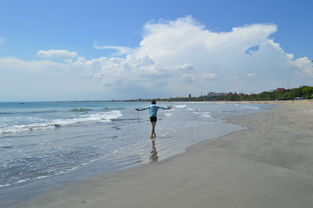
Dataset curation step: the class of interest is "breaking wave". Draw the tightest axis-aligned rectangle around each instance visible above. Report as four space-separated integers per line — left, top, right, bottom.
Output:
71 107 92 112
0 110 60 115
0 110 122 134
241 105 259 110
175 105 186 108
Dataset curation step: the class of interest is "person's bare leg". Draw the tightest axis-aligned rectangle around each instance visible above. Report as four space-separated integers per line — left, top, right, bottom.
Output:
151 121 156 138
153 121 157 137
150 123 154 138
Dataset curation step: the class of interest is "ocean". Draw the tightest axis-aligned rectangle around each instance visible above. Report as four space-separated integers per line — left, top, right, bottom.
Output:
0 101 273 206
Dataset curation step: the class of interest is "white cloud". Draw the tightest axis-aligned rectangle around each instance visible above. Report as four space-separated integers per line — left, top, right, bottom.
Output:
292 57 313 74
1 16 313 100
93 42 133 55
247 73 256 78
85 16 312 95
37 49 78 59
0 56 104 101
202 73 217 79
0 56 68 71
137 17 278 68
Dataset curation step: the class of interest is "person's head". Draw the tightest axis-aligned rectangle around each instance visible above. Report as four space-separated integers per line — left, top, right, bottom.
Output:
151 99 156 104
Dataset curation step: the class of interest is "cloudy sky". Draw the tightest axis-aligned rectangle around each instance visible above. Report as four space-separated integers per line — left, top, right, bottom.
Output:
0 0 312 101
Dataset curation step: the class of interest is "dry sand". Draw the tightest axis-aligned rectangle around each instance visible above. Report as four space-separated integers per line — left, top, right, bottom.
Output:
16 103 313 208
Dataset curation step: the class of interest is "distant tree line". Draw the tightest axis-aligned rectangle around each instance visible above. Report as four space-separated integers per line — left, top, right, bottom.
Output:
239 86 313 101
125 86 313 102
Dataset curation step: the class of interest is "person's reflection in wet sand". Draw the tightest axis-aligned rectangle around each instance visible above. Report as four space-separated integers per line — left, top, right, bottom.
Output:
150 138 159 162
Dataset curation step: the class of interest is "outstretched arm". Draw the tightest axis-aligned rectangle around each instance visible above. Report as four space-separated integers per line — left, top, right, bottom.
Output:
135 107 149 111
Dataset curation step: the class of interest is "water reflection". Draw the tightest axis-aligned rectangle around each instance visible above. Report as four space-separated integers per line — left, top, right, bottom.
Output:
149 138 159 162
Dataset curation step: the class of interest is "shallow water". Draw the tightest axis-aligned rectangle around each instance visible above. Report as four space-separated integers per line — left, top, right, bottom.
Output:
0 101 273 207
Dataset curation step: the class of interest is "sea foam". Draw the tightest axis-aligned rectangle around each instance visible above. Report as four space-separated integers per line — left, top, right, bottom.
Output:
241 105 259 110
0 110 122 134
175 105 186 108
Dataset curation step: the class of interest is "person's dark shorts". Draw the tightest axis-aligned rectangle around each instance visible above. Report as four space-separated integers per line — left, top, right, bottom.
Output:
150 116 157 123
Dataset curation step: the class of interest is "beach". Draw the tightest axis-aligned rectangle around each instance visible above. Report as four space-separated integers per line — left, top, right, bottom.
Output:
12 102 313 208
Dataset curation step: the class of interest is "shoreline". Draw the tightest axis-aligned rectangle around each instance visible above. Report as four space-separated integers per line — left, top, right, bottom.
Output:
13 103 313 207
1 102 250 208
163 99 313 104
2 99 313 104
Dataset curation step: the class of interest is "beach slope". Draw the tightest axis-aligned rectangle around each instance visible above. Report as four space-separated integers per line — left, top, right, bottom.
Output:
18 103 313 208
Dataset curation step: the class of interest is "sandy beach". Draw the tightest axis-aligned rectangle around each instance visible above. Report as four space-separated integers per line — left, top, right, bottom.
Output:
15 103 313 208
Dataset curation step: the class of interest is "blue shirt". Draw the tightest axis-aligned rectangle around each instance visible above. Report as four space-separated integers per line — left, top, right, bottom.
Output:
140 104 167 117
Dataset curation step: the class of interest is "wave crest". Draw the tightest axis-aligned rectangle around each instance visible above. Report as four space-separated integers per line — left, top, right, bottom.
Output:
0 110 122 134
175 105 186 108
71 107 92 112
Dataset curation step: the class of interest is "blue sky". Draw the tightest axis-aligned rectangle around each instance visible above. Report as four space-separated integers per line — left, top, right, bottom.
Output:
0 0 312 101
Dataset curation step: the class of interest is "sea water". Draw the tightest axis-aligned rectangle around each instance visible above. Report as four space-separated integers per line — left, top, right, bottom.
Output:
0 101 273 206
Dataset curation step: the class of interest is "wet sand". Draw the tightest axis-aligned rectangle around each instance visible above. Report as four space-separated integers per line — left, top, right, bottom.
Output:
15 103 313 208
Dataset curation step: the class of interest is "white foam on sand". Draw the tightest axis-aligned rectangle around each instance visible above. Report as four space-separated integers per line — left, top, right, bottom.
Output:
241 105 259 109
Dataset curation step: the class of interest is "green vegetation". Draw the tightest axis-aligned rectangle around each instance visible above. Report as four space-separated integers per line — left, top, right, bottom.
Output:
240 86 313 101
125 86 313 102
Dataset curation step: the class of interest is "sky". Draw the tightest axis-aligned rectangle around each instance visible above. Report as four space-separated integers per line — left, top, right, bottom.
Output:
0 0 312 101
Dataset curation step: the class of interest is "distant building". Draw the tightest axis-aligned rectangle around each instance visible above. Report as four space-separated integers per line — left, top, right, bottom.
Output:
207 92 230 97
276 88 285 91
294 97 304 100
189 94 191 99
207 92 219 97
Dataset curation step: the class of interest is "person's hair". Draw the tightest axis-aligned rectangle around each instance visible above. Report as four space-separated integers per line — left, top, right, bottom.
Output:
151 99 156 104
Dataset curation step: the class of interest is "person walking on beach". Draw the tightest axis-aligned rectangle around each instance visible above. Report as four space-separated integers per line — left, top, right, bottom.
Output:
136 100 171 138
